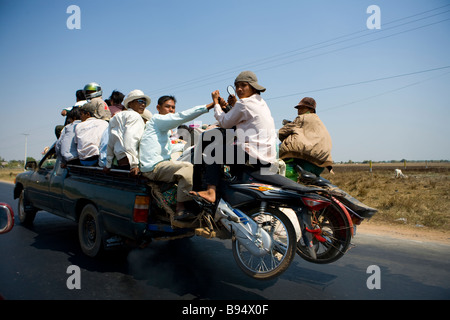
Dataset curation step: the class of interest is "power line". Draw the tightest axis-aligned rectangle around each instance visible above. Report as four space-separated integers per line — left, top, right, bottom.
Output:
249 17 450 75
320 69 450 112
229 9 450 76
147 16 450 96
266 65 450 101
145 15 450 97
146 5 450 96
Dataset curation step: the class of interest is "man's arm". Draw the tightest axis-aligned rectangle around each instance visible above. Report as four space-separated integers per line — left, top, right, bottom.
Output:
278 122 296 142
123 115 145 169
153 104 211 132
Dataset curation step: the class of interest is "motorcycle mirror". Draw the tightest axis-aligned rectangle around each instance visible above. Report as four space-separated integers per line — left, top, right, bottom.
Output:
0 203 14 234
227 85 236 97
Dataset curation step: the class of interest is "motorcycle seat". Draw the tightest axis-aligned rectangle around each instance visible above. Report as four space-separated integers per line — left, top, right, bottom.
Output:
295 165 332 187
295 165 378 218
246 170 324 194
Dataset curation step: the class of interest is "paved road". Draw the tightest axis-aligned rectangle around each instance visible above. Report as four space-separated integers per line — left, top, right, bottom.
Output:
1 181 449 302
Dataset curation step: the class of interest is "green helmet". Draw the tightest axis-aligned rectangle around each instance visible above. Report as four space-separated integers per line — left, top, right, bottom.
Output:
83 82 102 99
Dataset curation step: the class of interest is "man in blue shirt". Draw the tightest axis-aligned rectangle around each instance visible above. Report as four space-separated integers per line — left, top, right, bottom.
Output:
139 94 216 220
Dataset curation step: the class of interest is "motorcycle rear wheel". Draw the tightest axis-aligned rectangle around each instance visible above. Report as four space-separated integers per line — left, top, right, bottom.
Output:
232 205 297 280
296 200 352 264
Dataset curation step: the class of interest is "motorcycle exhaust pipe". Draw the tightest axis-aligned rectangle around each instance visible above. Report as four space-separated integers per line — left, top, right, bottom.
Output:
215 199 272 257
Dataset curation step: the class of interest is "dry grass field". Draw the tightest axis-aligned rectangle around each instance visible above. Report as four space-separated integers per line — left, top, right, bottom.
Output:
321 162 450 232
0 167 23 183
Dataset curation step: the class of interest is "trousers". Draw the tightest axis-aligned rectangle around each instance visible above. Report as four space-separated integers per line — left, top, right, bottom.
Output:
142 160 193 202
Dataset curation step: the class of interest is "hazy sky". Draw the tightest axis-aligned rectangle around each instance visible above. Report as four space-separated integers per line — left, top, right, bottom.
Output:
1 0 449 162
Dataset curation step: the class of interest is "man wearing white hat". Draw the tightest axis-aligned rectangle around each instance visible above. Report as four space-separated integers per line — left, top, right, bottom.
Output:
104 89 152 175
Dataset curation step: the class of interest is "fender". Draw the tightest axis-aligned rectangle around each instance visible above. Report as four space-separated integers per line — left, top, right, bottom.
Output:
331 196 354 236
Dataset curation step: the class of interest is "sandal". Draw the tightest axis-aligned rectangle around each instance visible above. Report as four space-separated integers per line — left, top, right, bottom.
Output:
174 210 196 221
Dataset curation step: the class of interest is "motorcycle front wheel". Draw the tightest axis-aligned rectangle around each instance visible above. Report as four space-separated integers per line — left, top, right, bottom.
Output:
232 205 297 280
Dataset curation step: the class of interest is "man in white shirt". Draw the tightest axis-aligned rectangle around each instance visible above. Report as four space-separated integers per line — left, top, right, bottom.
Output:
55 107 82 167
104 89 150 175
55 89 87 139
191 71 277 204
75 103 109 166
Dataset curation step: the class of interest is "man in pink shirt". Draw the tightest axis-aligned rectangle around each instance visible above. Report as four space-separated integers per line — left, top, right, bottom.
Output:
108 90 125 117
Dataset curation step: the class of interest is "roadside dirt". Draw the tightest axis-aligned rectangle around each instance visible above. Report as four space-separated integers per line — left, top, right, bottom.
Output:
357 220 450 245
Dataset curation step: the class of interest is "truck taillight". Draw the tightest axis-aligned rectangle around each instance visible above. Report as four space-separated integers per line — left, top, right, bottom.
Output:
133 196 150 223
301 197 330 211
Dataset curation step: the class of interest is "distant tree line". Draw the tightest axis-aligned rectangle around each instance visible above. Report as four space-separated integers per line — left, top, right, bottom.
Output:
0 156 36 168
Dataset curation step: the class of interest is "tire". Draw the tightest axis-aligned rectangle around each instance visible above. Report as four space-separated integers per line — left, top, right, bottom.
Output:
78 204 104 257
18 190 37 225
232 205 297 280
296 200 352 264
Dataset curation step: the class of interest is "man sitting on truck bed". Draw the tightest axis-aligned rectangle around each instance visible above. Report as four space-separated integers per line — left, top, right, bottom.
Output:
55 107 82 168
75 102 109 166
103 89 150 175
138 92 216 220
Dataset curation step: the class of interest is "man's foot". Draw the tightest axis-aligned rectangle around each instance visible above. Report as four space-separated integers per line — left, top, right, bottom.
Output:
189 190 216 204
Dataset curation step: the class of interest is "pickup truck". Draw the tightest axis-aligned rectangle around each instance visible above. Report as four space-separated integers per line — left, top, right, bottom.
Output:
13 145 191 257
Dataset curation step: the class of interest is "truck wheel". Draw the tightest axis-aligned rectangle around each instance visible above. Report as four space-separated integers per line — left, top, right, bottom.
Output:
18 190 37 225
78 204 104 257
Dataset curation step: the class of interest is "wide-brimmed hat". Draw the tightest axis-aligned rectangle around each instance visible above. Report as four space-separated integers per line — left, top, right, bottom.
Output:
141 109 152 121
295 97 316 112
123 89 151 109
234 71 266 92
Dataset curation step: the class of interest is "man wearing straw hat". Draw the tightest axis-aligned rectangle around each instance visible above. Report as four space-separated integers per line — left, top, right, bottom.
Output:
278 97 333 178
103 89 152 175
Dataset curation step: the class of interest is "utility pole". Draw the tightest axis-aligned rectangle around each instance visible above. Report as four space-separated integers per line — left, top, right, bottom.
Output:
21 133 29 170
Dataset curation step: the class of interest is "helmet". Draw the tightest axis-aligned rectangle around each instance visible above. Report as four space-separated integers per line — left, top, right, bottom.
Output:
83 82 102 99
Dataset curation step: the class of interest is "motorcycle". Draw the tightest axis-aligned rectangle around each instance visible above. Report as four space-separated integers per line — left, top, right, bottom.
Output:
169 88 376 271
171 126 338 278
175 114 377 266
149 154 331 280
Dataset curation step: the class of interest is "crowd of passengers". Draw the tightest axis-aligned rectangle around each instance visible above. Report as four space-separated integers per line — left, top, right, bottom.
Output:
54 71 334 220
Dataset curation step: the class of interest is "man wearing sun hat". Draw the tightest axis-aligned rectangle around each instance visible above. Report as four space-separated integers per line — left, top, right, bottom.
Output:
103 89 151 174
278 97 333 178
